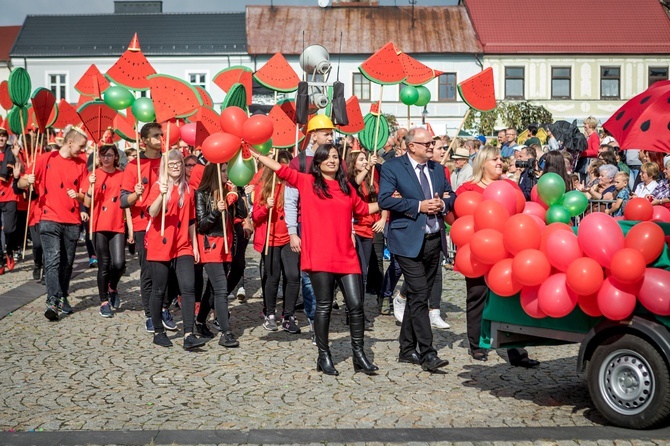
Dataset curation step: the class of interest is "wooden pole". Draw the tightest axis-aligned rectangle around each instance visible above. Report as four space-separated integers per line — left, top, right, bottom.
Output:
22 154 39 260
217 165 229 255
89 145 97 234
342 136 348 162
264 149 278 256
293 123 299 158
442 108 471 165
18 112 27 163
160 121 170 236
407 105 410 130
135 123 142 202
370 86 383 187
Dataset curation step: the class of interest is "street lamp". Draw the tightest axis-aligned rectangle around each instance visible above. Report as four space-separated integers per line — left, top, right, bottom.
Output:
421 105 428 125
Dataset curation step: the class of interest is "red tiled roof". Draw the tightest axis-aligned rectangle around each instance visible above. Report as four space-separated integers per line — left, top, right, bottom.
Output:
465 0 670 54
0 26 21 61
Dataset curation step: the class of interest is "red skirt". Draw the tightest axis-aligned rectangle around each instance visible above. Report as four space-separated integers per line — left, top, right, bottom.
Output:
197 234 232 264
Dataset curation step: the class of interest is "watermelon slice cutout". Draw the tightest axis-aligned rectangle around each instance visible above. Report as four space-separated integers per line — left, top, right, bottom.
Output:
337 96 365 135
194 106 222 136
254 53 300 93
213 66 253 105
268 105 304 148
458 67 496 112
30 88 57 132
148 74 203 123
278 98 298 123
75 65 111 97
359 42 406 85
77 100 117 142
0 81 12 110
398 53 444 86
106 34 156 91
53 99 80 129
195 86 213 108
113 109 137 142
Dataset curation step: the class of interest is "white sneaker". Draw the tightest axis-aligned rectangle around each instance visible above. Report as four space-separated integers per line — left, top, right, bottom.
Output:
237 287 246 302
429 309 451 329
393 290 406 323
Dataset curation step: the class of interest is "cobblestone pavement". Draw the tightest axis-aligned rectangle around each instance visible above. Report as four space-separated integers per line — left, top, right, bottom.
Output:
0 247 669 445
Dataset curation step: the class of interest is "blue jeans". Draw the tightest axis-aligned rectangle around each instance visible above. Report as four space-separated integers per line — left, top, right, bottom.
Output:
381 253 403 300
628 167 640 190
297 224 316 321
40 220 80 300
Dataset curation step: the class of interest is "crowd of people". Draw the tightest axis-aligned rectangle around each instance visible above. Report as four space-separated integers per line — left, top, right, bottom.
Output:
0 112 668 374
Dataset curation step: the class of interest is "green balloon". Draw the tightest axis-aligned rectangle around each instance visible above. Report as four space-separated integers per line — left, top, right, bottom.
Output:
227 149 255 187
252 138 273 155
562 190 589 217
400 86 419 106
546 205 572 225
414 85 431 107
537 172 566 206
131 97 155 122
104 86 135 111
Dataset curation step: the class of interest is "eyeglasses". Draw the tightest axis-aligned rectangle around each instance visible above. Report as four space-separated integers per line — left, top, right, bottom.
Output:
185 163 196 168
167 162 182 169
411 140 436 148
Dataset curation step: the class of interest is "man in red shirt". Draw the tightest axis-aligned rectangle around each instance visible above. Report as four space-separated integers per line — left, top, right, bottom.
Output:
0 127 19 274
19 127 88 320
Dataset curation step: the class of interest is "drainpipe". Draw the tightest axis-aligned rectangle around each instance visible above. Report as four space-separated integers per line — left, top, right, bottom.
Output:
474 53 483 70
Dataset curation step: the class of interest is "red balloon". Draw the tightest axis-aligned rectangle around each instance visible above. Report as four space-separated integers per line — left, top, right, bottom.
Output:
652 205 670 222
512 249 551 287
454 191 482 218
219 106 248 138
624 197 654 221
515 190 526 214
520 286 547 318
625 221 666 264
485 258 523 297
180 122 197 146
566 257 604 296
578 293 602 317
597 277 637 321
531 184 549 209
502 214 541 255
637 268 670 316
577 212 625 268
444 212 456 225
200 132 241 164
482 181 517 217
529 214 547 230
470 228 507 265
610 248 646 284
241 114 274 145
161 120 181 146
539 222 573 252
523 201 547 221
450 215 476 247
545 230 582 272
474 200 510 232
538 273 577 318
454 243 491 278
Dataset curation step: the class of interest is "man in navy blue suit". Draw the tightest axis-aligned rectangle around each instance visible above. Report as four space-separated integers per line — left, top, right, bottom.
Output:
378 127 456 372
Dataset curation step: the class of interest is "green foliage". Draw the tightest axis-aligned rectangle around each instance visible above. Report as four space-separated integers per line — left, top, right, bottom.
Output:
464 101 553 136
384 113 398 133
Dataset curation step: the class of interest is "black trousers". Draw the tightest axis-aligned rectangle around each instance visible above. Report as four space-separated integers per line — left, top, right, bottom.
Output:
354 235 373 298
226 222 249 294
93 232 126 302
202 262 231 333
0 200 17 257
395 235 441 359
29 223 43 269
401 251 443 309
262 243 300 318
134 230 170 317
150 256 196 335
367 231 385 295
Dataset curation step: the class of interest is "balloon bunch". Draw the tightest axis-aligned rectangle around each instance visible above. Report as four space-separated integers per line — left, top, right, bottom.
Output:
103 85 156 122
623 197 670 222
451 184 670 321
399 85 431 107
530 173 588 224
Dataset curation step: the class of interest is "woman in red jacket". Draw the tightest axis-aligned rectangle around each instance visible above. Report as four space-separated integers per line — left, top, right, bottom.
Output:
146 149 206 350
252 150 301 334
83 143 126 318
253 143 379 376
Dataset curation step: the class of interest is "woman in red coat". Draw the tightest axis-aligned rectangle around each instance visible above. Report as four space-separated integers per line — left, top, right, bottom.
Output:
253 144 380 376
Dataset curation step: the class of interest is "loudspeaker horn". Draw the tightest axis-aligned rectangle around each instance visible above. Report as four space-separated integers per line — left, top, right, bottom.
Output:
299 45 331 75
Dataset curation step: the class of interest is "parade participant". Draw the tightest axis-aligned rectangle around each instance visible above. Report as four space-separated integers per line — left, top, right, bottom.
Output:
455 145 540 367
195 162 241 347
145 149 206 350
253 143 380 376
82 141 126 318
252 150 301 334
120 123 177 332
18 127 89 320
0 127 18 274
378 127 454 372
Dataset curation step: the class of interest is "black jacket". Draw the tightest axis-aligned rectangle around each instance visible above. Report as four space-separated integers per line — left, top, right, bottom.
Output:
195 188 248 237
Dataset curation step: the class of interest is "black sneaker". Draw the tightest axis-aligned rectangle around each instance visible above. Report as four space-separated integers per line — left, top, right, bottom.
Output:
183 334 207 350
212 318 220 331
219 331 239 348
282 316 301 334
108 289 120 309
153 332 173 347
44 297 59 321
99 302 113 318
60 297 73 314
194 322 215 338
32 267 41 281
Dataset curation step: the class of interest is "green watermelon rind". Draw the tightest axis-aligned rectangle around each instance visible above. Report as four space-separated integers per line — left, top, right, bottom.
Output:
8 68 31 107
46 102 59 128
147 74 203 123
457 68 497 112
113 112 136 142
221 84 248 113
253 53 300 93
358 113 389 152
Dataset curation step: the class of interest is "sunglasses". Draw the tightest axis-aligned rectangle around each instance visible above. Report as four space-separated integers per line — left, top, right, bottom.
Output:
412 140 436 148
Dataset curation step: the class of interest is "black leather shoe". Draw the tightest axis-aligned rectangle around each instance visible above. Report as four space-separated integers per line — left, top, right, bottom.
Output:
510 357 540 368
352 352 379 375
317 353 339 376
471 351 488 362
398 352 421 365
421 354 449 372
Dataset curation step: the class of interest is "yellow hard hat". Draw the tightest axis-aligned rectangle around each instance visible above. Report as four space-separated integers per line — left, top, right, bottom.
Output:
307 115 334 133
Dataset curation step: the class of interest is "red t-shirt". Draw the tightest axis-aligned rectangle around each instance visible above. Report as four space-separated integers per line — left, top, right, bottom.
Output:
189 163 205 190
276 165 368 274
144 182 195 261
252 182 290 252
0 148 19 203
33 151 87 225
21 161 42 226
121 156 162 232
82 168 125 233
352 177 381 239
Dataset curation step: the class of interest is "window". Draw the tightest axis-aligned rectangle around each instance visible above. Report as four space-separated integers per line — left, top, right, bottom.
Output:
504 67 524 99
48 74 67 101
438 73 457 101
551 67 571 99
649 67 668 87
352 73 371 101
600 66 620 99
188 72 207 89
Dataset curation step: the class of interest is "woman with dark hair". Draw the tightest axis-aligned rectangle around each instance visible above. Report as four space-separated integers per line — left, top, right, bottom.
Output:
82 143 126 318
598 150 618 168
541 150 572 191
252 150 301 334
195 162 242 348
252 143 380 376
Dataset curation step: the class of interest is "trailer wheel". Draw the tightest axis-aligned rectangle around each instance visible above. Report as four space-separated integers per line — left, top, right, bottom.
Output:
588 334 670 429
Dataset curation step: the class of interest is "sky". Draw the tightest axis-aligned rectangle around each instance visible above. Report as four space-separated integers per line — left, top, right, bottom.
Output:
0 0 454 26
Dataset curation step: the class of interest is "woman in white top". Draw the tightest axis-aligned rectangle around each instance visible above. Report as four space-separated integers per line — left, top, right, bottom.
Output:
633 162 660 199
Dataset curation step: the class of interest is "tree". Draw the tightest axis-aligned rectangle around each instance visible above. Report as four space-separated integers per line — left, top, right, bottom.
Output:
464 101 552 136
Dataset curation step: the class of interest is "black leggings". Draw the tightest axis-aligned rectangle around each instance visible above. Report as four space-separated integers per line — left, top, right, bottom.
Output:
202 262 231 332
262 243 300 318
226 223 249 294
29 224 43 269
93 232 126 302
150 256 196 335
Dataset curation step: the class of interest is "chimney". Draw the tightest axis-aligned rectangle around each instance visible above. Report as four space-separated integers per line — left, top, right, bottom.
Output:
114 1 163 14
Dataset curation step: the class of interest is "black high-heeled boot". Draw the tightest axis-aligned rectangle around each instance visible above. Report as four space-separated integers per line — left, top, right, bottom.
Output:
349 306 379 375
316 351 339 376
